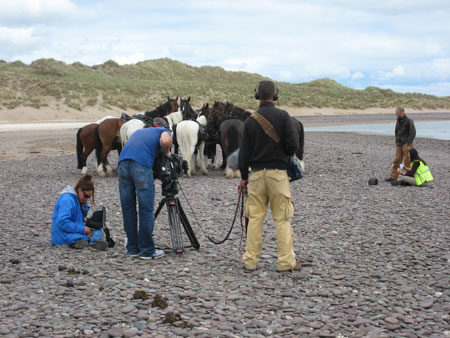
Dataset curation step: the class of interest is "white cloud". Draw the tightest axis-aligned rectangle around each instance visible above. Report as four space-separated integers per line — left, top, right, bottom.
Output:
386 65 406 79
0 0 449 96
0 26 38 45
379 82 450 97
352 72 365 80
113 53 146 65
0 0 79 24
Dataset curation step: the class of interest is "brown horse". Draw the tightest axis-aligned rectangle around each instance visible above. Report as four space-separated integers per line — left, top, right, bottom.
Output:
95 118 124 176
77 123 99 174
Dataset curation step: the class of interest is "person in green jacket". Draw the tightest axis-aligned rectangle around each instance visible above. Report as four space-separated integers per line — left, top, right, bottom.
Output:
393 148 433 187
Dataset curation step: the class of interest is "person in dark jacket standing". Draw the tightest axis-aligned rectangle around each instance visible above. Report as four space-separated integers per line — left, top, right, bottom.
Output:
238 80 300 272
386 107 416 181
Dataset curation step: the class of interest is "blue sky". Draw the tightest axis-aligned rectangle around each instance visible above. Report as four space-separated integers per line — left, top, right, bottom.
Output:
1 0 449 96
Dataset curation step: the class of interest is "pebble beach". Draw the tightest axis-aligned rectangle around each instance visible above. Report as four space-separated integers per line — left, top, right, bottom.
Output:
0 113 449 337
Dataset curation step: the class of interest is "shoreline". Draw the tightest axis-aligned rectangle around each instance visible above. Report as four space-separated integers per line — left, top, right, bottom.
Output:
1 111 450 132
0 112 448 162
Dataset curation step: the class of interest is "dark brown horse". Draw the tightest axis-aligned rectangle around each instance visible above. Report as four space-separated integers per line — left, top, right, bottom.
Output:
144 96 179 119
291 117 305 170
220 118 244 178
95 118 125 176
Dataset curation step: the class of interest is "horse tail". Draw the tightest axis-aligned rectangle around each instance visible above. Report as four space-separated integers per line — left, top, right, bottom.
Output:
94 124 103 165
120 123 128 147
297 121 305 161
76 128 84 169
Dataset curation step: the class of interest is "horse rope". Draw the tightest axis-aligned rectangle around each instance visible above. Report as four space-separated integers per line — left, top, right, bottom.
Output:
178 181 245 245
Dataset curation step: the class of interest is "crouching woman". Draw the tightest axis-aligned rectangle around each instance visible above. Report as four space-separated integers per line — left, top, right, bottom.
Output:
396 148 434 187
51 173 107 250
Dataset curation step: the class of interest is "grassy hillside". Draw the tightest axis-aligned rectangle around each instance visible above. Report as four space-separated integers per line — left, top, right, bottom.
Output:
1 58 449 112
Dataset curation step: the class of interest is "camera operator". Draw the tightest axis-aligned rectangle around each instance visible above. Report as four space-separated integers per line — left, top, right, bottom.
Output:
51 173 107 250
238 81 300 272
118 127 172 260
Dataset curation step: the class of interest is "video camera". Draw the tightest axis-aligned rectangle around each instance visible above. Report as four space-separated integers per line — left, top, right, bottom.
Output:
153 153 188 196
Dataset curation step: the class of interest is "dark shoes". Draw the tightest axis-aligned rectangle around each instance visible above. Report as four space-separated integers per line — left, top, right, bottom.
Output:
69 240 88 249
69 240 107 251
277 262 301 273
391 180 409 186
90 240 108 251
385 178 396 182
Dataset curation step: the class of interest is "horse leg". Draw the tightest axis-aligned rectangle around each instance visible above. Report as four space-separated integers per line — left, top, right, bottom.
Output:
295 152 305 172
82 145 95 175
212 144 220 169
103 147 113 176
198 142 208 175
220 143 227 169
190 150 196 175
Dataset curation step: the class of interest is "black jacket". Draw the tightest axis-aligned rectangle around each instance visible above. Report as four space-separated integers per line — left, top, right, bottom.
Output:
239 102 299 180
395 115 416 146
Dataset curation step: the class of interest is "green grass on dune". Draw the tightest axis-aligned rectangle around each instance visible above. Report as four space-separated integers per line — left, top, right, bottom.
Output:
0 58 448 112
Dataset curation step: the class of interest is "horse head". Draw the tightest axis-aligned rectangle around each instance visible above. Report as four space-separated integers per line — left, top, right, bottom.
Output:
180 97 197 120
198 103 210 117
168 96 179 114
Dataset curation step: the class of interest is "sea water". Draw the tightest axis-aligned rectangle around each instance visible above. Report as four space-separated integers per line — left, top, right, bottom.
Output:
305 120 450 141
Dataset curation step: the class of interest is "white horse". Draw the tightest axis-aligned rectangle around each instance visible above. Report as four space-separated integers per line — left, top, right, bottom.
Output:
120 119 145 146
175 115 208 177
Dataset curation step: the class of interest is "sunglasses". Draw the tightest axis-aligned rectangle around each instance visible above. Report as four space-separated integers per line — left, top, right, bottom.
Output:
82 189 93 199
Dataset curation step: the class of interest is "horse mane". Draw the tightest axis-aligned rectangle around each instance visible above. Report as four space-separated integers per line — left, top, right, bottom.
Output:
165 111 183 130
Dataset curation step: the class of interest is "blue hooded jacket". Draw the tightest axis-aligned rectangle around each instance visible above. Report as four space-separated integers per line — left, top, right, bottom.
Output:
51 186 90 245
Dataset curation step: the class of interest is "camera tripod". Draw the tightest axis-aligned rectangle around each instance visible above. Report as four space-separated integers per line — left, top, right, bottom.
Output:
154 193 200 254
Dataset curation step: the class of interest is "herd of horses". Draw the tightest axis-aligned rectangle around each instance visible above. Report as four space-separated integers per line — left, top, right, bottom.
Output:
76 96 305 178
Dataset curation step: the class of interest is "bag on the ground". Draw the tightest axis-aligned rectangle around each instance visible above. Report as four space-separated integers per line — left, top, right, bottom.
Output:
86 209 104 230
286 158 303 182
87 207 115 247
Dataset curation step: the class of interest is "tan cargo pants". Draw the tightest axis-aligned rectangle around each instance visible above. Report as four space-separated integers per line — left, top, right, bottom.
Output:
243 169 297 271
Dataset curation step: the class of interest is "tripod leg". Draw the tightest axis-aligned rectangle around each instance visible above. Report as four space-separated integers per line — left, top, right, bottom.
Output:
166 198 185 253
154 198 166 220
176 198 200 249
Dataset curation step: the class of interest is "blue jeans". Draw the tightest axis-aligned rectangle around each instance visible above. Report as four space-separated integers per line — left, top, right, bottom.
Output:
118 160 156 257
89 229 104 243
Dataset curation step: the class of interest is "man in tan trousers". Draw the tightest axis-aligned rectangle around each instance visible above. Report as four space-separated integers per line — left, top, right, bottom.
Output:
238 81 300 272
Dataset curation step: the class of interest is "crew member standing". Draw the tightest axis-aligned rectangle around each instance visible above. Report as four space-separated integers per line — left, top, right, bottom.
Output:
238 80 300 272
386 107 416 181
118 127 172 260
